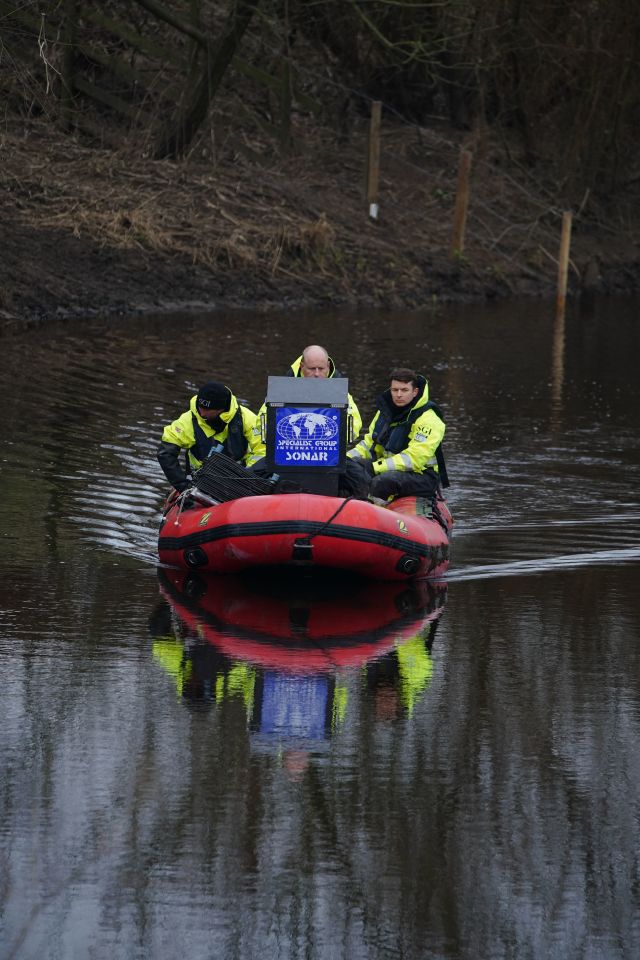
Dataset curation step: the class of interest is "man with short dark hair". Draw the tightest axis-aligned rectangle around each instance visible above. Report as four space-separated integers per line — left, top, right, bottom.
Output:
157 380 260 492
347 368 446 501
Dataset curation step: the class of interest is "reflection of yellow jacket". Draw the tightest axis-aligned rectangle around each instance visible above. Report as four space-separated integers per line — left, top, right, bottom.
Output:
216 664 256 713
152 639 191 696
395 634 433 715
348 378 444 476
161 394 261 470
246 356 362 465
153 638 256 710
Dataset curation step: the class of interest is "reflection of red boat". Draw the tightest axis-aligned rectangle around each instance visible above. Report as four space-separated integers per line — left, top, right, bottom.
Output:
157 567 447 674
158 492 452 581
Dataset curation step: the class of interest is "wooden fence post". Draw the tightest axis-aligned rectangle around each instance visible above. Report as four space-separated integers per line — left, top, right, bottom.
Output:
450 148 472 257
366 100 382 219
551 305 565 421
556 211 573 320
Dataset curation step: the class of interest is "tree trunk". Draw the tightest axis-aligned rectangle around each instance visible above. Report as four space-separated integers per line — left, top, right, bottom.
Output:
154 0 261 160
61 0 78 132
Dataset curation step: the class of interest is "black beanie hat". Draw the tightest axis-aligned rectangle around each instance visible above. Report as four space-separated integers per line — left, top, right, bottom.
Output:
196 381 231 411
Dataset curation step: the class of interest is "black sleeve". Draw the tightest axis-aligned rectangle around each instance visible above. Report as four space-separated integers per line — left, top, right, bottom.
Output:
157 441 189 491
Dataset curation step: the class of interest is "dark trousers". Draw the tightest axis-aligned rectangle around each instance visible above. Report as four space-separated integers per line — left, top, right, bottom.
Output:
339 458 371 498
370 468 440 500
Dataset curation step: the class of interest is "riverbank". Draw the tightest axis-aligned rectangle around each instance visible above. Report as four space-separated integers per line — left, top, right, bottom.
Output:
3 119 640 332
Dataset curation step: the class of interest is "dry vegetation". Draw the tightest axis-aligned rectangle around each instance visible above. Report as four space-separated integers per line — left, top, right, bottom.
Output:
2 0 640 327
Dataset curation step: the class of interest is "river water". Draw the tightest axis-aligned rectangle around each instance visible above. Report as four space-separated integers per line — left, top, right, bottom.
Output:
1 297 639 959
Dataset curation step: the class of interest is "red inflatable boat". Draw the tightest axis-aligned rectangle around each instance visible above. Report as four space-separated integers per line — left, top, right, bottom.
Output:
156 566 448 674
158 490 452 580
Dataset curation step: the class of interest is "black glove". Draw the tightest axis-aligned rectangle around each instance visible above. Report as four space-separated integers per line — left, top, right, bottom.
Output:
363 460 375 477
174 479 191 493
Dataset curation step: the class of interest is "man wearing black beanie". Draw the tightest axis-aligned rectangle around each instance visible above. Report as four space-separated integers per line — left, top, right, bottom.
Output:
157 380 261 493
196 381 232 412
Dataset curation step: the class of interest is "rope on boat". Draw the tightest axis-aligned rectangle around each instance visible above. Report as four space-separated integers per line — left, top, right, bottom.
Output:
193 451 275 502
172 487 192 525
305 496 354 541
292 496 355 559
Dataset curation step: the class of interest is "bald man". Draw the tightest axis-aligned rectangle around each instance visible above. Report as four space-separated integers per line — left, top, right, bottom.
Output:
286 345 362 436
294 345 332 379
247 345 366 496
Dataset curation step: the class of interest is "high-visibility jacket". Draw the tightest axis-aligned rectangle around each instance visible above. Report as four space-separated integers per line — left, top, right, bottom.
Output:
347 376 445 476
161 393 260 474
246 356 362 465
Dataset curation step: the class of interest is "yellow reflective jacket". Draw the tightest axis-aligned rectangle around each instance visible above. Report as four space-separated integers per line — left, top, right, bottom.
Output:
347 377 444 476
161 393 261 471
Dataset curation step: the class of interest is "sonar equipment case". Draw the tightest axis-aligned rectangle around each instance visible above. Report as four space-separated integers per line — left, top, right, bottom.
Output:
262 376 355 495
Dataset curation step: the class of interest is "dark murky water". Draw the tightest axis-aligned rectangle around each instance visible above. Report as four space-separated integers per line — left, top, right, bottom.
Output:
1 297 640 959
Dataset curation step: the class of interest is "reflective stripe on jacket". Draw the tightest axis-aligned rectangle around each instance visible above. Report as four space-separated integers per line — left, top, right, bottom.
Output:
347 376 445 476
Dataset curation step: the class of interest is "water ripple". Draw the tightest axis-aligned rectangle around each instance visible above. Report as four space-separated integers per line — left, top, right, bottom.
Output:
448 545 640 581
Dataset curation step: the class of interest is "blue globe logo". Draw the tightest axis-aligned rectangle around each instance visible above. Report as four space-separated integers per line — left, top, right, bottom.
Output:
277 412 339 442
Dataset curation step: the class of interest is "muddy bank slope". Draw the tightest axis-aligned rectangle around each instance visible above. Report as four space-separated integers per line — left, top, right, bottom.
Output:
2 121 640 331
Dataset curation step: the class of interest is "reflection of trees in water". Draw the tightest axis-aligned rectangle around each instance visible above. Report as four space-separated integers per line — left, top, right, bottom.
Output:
145 572 639 958
411 572 640 958
4 567 638 957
